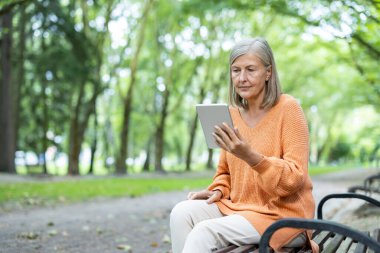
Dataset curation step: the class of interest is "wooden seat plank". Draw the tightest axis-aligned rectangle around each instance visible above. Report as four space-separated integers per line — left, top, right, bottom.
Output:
353 242 367 253
321 234 345 253
372 228 380 242
367 228 380 253
353 231 369 253
312 231 334 251
335 237 353 253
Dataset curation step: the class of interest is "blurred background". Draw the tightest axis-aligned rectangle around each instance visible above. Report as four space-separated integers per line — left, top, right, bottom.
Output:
0 0 379 176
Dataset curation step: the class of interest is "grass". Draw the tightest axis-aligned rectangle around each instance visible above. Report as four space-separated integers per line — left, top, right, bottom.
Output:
0 164 365 207
309 165 353 176
0 176 212 206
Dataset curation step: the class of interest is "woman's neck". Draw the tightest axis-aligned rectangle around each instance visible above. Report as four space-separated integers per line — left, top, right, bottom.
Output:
245 95 264 116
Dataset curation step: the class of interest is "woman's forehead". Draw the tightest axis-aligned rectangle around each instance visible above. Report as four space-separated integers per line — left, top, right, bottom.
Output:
231 53 263 66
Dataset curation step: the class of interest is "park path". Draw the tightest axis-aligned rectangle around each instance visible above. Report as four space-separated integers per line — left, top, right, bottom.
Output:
0 168 378 253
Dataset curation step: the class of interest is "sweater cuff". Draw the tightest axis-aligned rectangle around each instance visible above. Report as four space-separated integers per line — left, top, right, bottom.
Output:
252 156 272 174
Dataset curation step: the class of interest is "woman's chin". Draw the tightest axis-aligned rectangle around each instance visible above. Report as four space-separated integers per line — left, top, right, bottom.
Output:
238 93 253 100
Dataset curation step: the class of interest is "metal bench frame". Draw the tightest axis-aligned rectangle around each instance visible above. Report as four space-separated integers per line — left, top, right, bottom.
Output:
348 173 380 195
216 193 380 253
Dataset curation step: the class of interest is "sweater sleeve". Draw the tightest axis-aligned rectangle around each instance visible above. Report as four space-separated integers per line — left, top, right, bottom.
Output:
207 150 231 199
253 99 310 197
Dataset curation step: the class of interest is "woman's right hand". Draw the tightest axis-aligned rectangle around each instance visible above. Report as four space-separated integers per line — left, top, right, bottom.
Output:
187 189 222 204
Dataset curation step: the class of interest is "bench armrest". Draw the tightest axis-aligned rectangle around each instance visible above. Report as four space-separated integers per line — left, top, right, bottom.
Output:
348 173 380 193
258 218 380 253
364 173 380 186
317 192 380 219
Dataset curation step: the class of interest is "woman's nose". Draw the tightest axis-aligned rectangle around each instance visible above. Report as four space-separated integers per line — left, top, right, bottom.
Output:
239 70 247 81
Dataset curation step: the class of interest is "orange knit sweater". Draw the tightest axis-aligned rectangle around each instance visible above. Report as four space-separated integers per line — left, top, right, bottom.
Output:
208 94 315 251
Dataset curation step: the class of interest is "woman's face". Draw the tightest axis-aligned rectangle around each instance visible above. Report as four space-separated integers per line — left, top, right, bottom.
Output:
231 53 271 102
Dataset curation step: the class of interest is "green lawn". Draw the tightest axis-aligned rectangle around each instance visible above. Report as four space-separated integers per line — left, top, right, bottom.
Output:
0 176 212 206
0 165 362 206
309 165 352 176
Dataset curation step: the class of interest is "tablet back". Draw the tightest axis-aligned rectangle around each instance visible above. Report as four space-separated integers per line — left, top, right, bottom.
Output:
196 104 234 149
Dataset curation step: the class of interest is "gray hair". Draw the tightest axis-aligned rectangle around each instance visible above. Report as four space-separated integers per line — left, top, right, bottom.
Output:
228 37 282 109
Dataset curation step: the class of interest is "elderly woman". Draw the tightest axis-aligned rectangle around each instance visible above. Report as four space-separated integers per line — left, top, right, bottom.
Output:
170 37 317 253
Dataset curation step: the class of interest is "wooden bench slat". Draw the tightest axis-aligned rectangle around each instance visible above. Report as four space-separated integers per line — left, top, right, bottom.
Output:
372 228 380 242
353 231 369 253
321 234 345 253
311 230 321 239
336 237 353 252
312 231 334 251
367 229 380 253
353 242 367 253
217 225 380 253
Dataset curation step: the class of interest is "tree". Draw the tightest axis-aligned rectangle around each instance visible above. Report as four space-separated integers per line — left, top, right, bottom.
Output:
115 0 154 174
0 8 16 173
47 0 116 175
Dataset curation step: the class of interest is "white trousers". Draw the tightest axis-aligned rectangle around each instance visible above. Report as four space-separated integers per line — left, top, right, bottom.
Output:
170 200 306 253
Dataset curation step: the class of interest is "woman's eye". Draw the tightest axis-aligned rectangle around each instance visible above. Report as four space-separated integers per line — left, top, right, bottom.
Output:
248 69 255 72
232 69 240 73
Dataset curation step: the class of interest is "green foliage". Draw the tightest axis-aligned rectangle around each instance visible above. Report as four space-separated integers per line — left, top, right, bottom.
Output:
5 0 380 174
328 141 352 163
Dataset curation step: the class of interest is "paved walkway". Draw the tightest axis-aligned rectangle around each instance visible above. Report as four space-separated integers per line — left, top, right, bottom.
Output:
0 168 378 253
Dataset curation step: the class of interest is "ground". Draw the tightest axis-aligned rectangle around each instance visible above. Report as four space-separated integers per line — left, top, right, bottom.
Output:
0 168 379 253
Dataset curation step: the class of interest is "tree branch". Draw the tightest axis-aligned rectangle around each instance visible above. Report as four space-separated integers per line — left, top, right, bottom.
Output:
0 0 31 16
351 33 380 59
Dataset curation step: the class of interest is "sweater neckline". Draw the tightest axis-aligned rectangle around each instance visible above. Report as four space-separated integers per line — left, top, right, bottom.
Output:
235 107 270 130
233 96 283 130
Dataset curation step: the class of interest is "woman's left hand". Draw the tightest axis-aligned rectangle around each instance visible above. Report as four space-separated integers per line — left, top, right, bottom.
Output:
213 123 260 166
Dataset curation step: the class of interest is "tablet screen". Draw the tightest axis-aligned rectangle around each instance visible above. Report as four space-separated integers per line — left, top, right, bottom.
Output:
196 104 234 149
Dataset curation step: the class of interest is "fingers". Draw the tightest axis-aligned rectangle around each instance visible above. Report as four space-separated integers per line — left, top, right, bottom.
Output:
213 123 242 152
221 123 239 141
188 190 222 204
212 132 229 150
187 190 212 200
213 125 232 150
214 124 233 142
187 192 196 200
206 190 222 204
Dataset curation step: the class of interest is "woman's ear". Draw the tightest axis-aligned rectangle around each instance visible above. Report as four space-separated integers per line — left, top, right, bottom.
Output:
266 65 272 80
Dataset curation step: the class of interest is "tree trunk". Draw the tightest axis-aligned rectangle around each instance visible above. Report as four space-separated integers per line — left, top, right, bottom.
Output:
64 0 113 175
318 113 339 163
102 117 114 170
0 11 16 173
68 115 82 175
142 137 152 172
185 87 206 171
68 86 98 175
41 83 48 174
14 4 26 165
68 77 86 175
116 0 154 174
154 89 170 173
206 149 214 170
88 109 98 174
40 25 48 174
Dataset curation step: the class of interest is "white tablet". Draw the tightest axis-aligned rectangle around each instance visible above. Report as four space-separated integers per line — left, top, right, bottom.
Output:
196 104 234 149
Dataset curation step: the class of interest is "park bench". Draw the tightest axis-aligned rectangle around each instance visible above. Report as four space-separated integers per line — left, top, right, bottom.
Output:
348 172 380 195
215 193 380 253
